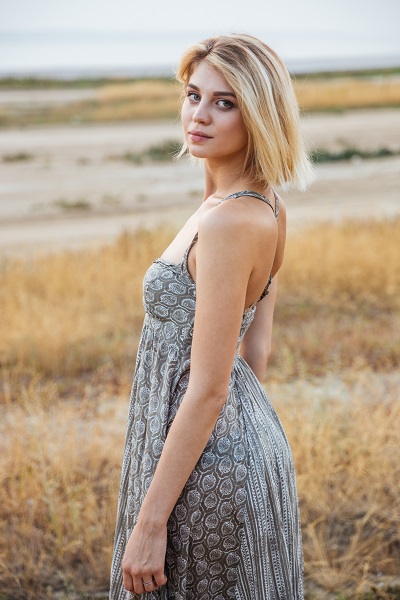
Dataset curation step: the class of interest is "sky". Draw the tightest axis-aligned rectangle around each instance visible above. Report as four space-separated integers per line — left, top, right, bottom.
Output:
0 0 399 75
1 0 399 35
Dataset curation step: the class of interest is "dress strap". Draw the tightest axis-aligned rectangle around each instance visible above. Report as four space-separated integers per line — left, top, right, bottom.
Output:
257 274 273 303
183 231 198 262
181 231 199 282
218 189 279 220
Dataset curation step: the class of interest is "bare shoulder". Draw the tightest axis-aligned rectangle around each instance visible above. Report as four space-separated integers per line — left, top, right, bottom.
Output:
198 199 253 244
195 206 250 272
200 194 278 241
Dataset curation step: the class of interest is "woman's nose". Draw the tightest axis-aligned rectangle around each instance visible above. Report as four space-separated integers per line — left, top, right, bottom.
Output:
193 101 211 124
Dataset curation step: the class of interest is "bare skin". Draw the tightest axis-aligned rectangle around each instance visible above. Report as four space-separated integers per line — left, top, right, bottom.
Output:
121 60 286 595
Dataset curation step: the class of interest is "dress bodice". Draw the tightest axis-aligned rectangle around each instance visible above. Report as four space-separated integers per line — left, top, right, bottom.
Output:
143 258 256 351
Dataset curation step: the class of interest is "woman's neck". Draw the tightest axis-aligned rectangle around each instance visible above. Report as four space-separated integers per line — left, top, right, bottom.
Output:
203 159 265 202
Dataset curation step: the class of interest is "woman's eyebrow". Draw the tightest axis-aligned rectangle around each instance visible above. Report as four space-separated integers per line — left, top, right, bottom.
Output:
187 82 236 97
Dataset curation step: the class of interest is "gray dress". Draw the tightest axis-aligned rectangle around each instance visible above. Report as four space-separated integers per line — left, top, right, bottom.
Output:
110 191 303 600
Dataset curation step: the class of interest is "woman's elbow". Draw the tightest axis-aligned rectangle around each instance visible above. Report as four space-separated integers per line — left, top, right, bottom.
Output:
241 342 271 381
186 380 230 413
254 354 270 382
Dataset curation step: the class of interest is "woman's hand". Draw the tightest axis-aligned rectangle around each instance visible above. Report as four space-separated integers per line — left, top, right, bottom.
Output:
122 519 168 595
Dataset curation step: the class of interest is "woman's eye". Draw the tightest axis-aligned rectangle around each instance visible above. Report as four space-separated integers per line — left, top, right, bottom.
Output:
187 92 200 102
217 99 234 109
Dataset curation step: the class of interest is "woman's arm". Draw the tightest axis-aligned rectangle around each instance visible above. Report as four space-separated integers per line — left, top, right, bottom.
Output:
122 204 278 594
238 275 278 382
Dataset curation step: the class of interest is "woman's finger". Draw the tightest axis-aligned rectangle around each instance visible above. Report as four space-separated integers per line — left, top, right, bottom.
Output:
132 574 146 595
141 574 158 593
122 568 134 592
153 569 168 587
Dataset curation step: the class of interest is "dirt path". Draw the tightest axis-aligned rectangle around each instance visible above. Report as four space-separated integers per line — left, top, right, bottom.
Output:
1 108 399 256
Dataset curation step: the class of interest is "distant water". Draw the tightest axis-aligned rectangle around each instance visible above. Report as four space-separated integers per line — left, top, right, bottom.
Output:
1 29 400 78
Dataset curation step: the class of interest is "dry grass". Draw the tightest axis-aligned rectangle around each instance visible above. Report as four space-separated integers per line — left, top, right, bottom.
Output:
273 219 400 378
294 76 400 110
0 75 399 127
0 80 182 127
0 227 174 386
0 383 121 597
1 373 399 598
278 372 400 598
1 218 399 598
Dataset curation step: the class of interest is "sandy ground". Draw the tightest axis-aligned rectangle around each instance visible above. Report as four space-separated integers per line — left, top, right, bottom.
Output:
0 108 399 256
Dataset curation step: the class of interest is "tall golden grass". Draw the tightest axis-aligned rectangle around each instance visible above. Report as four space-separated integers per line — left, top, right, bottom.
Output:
1 372 399 598
275 219 400 377
294 76 400 110
1 219 399 598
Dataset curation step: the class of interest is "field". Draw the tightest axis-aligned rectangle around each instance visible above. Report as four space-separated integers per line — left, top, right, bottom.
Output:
1 219 400 599
1 68 400 599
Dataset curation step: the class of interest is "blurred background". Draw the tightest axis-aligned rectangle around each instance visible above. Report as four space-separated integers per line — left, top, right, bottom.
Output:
1 1 399 598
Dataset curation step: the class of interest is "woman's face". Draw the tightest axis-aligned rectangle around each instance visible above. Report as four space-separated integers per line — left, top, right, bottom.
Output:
181 60 248 161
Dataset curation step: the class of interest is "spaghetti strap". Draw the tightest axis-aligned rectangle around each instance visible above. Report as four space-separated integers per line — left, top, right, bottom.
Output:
218 189 279 220
181 231 199 283
273 190 279 219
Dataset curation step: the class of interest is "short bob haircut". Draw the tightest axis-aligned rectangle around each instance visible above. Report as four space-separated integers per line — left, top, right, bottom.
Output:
177 33 314 191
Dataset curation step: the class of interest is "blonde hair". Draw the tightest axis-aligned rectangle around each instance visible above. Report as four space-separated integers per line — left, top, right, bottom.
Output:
177 33 314 191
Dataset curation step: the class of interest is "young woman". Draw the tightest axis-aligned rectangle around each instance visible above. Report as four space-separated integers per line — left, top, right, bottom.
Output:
110 33 314 599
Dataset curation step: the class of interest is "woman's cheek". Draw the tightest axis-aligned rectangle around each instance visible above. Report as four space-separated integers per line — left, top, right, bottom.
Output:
181 100 192 126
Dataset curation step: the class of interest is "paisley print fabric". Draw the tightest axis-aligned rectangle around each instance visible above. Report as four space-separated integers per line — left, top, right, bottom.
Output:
109 191 303 599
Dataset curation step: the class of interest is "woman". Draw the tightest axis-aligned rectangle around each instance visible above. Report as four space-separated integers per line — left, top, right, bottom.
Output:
110 33 314 599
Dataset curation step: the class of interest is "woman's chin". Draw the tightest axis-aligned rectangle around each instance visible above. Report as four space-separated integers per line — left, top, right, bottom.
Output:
188 147 209 159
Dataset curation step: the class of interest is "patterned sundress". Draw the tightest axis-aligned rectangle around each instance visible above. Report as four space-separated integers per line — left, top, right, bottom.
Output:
110 190 303 600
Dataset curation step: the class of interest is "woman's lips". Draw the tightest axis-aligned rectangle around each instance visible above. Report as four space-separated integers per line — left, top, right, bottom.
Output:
188 130 212 143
